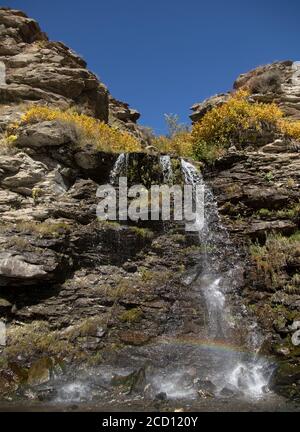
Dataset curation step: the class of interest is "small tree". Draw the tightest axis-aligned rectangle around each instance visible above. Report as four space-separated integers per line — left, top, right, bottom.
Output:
164 113 188 138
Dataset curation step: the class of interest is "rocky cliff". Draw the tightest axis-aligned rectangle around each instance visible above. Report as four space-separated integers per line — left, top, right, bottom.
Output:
0 7 299 407
0 8 204 402
0 7 148 142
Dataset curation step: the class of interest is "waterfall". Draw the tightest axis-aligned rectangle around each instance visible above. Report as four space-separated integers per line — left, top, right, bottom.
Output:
110 153 127 185
51 154 274 406
180 158 272 398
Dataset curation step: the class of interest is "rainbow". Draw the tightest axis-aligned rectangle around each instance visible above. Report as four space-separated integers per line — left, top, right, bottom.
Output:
146 335 268 359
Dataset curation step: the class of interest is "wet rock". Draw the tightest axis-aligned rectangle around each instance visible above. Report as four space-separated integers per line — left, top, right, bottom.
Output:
73 151 116 183
274 345 291 357
291 331 300 347
8 362 28 384
27 357 53 386
270 362 300 400
197 389 214 399
0 298 12 310
118 331 151 346
0 370 19 396
23 389 38 400
219 386 237 398
111 367 146 394
289 321 300 331
155 391 167 401
37 386 58 401
194 378 217 396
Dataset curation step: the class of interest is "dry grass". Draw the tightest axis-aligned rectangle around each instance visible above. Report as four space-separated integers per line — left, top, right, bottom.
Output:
4 317 109 363
0 220 70 237
250 231 300 290
119 307 143 323
5 322 76 360
0 132 19 154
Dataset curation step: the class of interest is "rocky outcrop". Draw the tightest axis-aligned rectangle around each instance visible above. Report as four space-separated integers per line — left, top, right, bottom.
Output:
0 8 108 123
108 96 152 146
0 119 201 398
190 60 300 122
0 7 145 142
234 60 300 120
190 93 230 123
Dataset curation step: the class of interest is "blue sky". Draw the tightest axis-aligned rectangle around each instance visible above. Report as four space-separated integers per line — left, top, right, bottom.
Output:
6 0 300 134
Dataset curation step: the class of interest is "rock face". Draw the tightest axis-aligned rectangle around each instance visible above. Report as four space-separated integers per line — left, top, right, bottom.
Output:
190 93 230 123
0 7 146 141
190 60 300 122
0 7 202 396
0 8 108 122
0 7 300 405
108 95 152 146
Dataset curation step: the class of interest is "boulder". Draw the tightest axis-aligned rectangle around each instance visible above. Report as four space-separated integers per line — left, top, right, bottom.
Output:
1 152 48 194
190 93 230 123
270 362 300 399
14 120 78 148
27 357 53 386
0 252 47 280
111 367 147 394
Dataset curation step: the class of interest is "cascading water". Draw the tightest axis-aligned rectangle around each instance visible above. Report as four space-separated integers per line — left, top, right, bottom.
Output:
49 154 274 407
180 158 272 398
110 153 128 185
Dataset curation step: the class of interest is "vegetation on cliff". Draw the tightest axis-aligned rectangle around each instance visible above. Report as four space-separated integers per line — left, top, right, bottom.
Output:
191 89 296 162
151 90 300 164
250 231 300 292
8 106 142 153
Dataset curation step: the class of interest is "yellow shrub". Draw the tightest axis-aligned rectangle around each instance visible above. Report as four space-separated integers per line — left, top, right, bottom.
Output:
191 90 283 162
16 106 142 153
153 131 193 158
280 118 300 140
